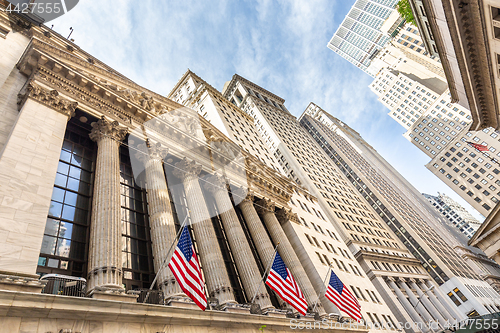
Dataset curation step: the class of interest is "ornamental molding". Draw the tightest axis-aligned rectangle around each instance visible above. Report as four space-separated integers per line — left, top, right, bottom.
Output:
135 141 169 164
17 81 77 119
276 209 298 225
203 174 227 195
89 116 128 143
173 158 203 180
255 198 275 215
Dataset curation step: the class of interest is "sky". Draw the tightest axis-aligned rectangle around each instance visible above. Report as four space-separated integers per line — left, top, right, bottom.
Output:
50 0 483 220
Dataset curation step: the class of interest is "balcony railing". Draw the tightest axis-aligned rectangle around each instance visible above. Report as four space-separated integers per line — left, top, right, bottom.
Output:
40 274 87 297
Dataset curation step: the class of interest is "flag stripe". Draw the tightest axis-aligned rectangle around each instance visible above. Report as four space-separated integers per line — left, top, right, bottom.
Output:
323 270 362 321
168 227 207 311
265 253 308 316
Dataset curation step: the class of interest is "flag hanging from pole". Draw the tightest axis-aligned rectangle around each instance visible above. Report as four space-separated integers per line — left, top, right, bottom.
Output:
325 270 362 321
265 252 308 315
168 226 207 310
467 141 488 152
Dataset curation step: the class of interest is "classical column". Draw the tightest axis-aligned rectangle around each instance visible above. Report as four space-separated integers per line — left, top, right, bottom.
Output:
387 278 429 333
399 278 435 326
87 117 128 294
410 279 447 326
421 282 455 322
136 142 185 301
204 176 273 310
173 158 236 306
237 191 289 310
373 276 419 331
424 280 464 321
256 198 326 316
238 192 276 268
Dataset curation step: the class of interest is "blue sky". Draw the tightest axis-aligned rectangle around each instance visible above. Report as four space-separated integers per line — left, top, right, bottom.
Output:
51 0 483 220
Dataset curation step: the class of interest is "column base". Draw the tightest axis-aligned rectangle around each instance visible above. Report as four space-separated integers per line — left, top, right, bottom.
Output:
0 273 45 293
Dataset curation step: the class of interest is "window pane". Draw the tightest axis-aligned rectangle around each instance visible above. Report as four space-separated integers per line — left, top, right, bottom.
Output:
54 173 67 187
48 201 63 218
44 218 59 236
69 241 85 260
57 162 69 175
61 205 76 221
56 238 71 257
41 235 57 255
59 221 73 239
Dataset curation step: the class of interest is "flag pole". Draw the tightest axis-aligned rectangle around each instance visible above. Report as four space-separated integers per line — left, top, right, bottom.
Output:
312 264 332 313
466 142 500 167
250 243 280 304
143 214 189 303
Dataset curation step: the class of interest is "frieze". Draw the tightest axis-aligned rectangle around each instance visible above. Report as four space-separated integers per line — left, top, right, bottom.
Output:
34 67 133 124
17 82 77 119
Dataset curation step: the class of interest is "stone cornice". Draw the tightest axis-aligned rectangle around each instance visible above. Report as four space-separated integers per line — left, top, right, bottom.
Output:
442 0 499 130
17 81 77 119
224 74 285 104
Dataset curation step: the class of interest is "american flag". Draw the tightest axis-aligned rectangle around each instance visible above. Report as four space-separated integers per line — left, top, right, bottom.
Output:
168 226 207 310
265 252 308 315
467 141 489 151
325 270 361 321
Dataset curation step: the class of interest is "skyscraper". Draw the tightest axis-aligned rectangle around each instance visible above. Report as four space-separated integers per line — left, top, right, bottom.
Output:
222 75 471 329
299 102 500 317
327 0 401 76
423 193 482 239
371 67 500 217
169 70 400 327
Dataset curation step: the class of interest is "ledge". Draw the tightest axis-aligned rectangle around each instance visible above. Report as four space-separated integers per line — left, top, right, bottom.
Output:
0 290 367 332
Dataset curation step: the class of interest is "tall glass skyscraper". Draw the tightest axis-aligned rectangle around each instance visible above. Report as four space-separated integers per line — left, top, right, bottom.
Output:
328 0 400 76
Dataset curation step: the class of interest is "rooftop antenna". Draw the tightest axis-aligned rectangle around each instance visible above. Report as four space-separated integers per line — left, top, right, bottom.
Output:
67 27 73 39
50 25 54 30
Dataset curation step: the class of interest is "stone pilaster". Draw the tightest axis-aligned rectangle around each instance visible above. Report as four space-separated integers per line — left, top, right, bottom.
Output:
410 279 447 326
204 176 273 310
0 95 72 291
173 158 235 306
136 142 185 301
256 198 326 316
87 117 128 294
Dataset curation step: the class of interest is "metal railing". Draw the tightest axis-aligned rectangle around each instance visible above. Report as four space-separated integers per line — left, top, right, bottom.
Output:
40 274 87 297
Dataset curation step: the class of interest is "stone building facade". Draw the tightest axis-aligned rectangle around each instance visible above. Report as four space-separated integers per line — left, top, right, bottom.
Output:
220 75 471 332
299 103 500 319
169 70 402 330
423 192 482 239
0 7 368 333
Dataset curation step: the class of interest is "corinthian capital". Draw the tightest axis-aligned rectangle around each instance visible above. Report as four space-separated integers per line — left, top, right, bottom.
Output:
89 116 128 143
203 174 226 194
172 158 202 181
255 198 275 215
276 209 297 225
135 141 169 164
